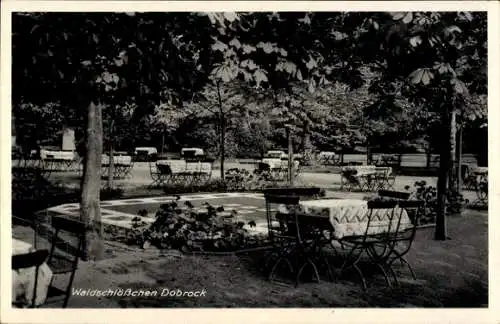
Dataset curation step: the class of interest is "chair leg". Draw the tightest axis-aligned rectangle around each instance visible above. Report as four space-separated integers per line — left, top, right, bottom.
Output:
316 244 335 282
352 263 367 291
387 263 399 285
366 244 393 287
295 258 321 287
375 263 392 287
335 242 369 290
269 255 295 283
400 257 417 280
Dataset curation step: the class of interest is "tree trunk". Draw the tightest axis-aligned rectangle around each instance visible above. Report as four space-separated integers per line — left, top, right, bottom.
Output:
161 131 165 155
80 101 104 260
448 109 457 191
107 145 114 189
366 144 372 165
216 82 225 181
457 125 463 193
476 126 488 167
434 106 451 241
302 121 312 165
425 140 432 169
287 126 294 184
107 119 115 189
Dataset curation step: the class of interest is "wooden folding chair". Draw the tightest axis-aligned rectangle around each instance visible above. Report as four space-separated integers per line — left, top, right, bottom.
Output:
385 200 423 284
378 189 411 200
336 200 399 290
263 187 322 200
292 212 335 286
263 194 301 283
150 162 172 187
12 249 50 308
45 216 86 308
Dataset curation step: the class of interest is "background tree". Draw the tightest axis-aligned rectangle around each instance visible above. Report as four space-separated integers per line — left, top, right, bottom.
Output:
12 12 215 259
356 11 487 240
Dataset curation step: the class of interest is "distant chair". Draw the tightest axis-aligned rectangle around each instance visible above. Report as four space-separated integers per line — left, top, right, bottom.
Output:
149 160 173 187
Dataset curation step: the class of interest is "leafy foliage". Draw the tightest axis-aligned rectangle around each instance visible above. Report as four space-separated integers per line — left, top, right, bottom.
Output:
412 180 468 224
13 12 486 159
128 199 266 252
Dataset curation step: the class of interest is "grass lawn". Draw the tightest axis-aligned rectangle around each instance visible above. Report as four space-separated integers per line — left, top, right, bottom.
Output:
14 208 487 308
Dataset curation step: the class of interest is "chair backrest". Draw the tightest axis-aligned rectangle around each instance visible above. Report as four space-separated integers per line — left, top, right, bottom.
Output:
264 194 300 205
366 200 398 210
264 195 300 241
48 216 86 264
397 200 425 227
365 200 420 246
293 211 333 243
363 200 398 239
263 187 321 198
378 190 410 200
12 249 49 270
52 216 86 234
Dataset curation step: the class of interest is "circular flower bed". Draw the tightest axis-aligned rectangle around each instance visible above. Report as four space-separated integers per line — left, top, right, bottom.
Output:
127 198 268 253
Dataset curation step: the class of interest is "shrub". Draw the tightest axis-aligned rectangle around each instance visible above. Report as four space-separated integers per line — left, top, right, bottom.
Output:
127 199 267 252
161 170 312 194
412 180 468 225
224 168 307 192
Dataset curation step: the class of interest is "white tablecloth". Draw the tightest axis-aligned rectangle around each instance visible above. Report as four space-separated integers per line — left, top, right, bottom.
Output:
102 155 132 165
471 167 488 175
298 199 411 240
157 160 212 174
12 239 53 307
341 165 392 177
261 158 300 169
40 150 75 161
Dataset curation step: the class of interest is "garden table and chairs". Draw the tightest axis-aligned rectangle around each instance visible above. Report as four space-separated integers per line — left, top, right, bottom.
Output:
473 167 488 203
264 193 422 290
340 165 394 192
40 150 79 172
184 158 214 185
150 159 213 187
101 153 134 178
254 161 300 185
463 166 488 203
